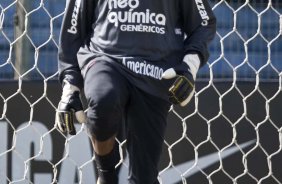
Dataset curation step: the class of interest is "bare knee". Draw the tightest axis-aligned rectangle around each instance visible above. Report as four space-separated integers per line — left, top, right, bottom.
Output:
91 135 116 155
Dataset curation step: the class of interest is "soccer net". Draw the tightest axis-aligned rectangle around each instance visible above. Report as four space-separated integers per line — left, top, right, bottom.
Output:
0 0 282 183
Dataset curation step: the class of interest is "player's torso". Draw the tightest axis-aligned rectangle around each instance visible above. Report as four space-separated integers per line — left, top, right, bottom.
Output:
90 0 185 62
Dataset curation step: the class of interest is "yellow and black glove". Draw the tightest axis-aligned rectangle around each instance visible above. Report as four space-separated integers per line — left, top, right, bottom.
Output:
55 81 87 135
162 54 200 106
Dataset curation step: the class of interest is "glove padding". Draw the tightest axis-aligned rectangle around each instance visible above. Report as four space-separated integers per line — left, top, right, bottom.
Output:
55 81 87 135
162 54 200 106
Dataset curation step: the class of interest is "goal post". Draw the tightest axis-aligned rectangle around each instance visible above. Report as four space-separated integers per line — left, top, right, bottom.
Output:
0 0 282 184
13 0 31 80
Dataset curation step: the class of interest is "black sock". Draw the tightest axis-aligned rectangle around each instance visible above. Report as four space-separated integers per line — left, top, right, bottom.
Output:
95 148 119 184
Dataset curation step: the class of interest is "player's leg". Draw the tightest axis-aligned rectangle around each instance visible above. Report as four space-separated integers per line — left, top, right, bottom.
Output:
126 86 170 184
93 120 126 183
83 60 129 184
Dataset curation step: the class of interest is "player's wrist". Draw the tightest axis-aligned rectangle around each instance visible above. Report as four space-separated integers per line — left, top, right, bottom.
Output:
62 80 80 99
183 54 200 80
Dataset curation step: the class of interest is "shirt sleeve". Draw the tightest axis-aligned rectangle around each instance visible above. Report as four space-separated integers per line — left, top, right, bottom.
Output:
58 0 96 89
181 0 217 67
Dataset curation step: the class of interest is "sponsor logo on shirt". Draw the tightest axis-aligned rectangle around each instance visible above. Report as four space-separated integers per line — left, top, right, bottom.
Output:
107 0 166 34
67 0 81 34
175 28 182 35
195 0 210 26
122 57 164 80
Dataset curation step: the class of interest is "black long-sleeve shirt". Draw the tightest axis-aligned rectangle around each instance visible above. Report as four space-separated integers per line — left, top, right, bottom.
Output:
58 0 216 90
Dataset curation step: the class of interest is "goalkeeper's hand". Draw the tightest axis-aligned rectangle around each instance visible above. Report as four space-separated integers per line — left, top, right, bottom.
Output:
55 80 87 135
162 54 200 106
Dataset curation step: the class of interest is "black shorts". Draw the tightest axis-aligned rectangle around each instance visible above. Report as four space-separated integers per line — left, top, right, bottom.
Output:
83 58 171 184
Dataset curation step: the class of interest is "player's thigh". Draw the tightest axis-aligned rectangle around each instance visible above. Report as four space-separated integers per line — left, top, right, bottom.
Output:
84 60 129 140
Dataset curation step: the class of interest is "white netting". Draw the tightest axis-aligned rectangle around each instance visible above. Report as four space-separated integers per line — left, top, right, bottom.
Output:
1 0 282 183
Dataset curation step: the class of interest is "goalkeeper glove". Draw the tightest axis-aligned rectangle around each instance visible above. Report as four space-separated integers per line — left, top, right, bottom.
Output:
55 80 87 135
162 54 200 106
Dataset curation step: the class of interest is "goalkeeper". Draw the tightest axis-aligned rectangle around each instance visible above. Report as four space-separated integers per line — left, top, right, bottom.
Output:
56 0 216 183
